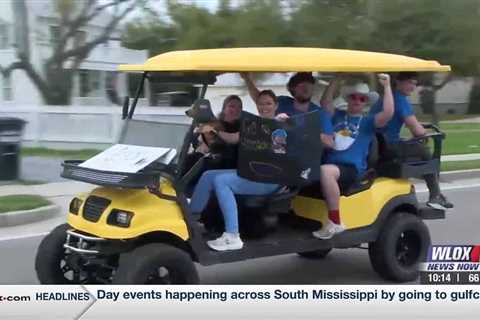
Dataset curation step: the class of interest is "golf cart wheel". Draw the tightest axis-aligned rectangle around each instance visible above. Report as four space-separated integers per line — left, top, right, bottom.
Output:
35 224 76 284
297 248 332 259
112 243 199 284
368 212 430 282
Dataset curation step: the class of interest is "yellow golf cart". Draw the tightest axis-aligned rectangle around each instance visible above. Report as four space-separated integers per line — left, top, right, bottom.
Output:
35 48 450 284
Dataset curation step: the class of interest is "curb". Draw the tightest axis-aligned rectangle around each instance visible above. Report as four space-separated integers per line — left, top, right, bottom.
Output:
0 181 94 198
441 168 480 174
440 169 480 181
0 204 60 227
442 154 480 162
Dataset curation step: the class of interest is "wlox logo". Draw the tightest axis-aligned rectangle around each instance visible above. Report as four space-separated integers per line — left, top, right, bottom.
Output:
427 245 480 262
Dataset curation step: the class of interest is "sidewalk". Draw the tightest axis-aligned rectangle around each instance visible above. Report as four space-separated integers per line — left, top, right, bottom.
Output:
0 181 94 198
442 153 480 161
442 117 480 124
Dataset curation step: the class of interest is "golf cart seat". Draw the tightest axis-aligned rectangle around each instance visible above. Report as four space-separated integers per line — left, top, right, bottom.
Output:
231 187 299 237
237 186 299 212
199 187 299 238
376 124 445 179
298 134 380 199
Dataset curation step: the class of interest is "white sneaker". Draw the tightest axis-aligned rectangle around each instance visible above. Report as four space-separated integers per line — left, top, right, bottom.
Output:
312 220 346 240
207 232 244 251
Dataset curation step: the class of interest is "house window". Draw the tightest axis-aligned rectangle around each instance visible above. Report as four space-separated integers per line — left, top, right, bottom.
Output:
78 69 90 97
78 69 102 97
149 82 198 107
0 23 8 49
105 71 120 105
2 73 13 101
90 70 101 91
50 25 60 46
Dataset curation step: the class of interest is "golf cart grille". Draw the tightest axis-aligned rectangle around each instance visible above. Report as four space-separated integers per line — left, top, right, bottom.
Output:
61 160 163 189
83 196 111 222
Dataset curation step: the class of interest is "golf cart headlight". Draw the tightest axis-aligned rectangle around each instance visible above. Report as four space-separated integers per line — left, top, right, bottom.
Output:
107 210 134 227
69 198 83 215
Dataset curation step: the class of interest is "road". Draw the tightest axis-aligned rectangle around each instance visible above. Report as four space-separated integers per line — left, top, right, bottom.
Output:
0 181 478 285
21 157 67 183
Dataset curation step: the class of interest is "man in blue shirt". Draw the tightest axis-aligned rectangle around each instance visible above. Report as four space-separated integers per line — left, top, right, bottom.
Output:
241 72 334 148
312 75 393 239
369 72 453 210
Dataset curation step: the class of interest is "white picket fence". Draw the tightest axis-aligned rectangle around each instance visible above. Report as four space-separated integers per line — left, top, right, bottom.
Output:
0 98 470 150
0 105 192 149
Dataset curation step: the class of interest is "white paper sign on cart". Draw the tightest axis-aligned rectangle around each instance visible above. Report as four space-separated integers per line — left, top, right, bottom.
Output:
79 144 177 173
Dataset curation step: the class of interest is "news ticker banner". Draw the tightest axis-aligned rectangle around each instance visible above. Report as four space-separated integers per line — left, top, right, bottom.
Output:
0 285 479 319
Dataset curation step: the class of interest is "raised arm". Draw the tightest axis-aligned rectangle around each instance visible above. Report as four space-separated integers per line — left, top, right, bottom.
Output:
320 76 342 115
240 72 260 102
374 73 394 128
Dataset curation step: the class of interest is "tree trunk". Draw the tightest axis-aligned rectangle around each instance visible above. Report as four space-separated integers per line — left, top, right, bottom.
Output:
467 76 480 114
419 73 439 125
39 66 73 105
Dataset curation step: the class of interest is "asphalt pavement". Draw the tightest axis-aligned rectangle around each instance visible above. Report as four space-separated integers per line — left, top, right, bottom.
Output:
0 173 479 284
20 157 68 183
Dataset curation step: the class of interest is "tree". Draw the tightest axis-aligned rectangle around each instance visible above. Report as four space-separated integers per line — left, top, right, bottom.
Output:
123 0 291 55
121 0 480 119
0 0 140 105
231 0 290 47
288 0 371 48
365 0 480 122
468 78 480 114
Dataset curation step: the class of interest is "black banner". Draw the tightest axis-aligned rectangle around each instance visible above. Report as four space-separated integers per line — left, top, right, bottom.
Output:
237 111 322 186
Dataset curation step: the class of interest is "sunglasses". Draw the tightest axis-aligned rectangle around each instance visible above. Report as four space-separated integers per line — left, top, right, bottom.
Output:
348 94 368 103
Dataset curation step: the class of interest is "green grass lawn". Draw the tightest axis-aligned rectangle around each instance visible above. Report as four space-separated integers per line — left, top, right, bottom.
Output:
401 122 480 155
441 131 480 155
21 147 102 159
441 160 480 172
438 122 480 155
417 114 480 122
439 123 480 131
0 195 52 213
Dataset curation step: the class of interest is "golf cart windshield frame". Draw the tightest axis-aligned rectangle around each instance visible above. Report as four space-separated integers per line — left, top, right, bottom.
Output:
123 71 212 183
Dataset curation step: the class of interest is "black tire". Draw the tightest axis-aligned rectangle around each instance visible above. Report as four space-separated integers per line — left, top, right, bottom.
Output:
35 223 71 284
112 243 199 284
297 248 332 259
369 212 430 282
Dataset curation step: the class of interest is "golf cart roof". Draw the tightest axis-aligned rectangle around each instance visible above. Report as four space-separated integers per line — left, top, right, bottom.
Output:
118 47 451 73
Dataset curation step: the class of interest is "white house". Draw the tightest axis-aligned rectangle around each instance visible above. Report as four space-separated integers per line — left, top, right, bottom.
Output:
206 73 473 116
205 73 329 115
0 0 148 106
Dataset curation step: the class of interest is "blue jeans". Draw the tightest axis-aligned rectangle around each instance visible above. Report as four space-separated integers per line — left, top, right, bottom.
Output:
189 169 279 233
